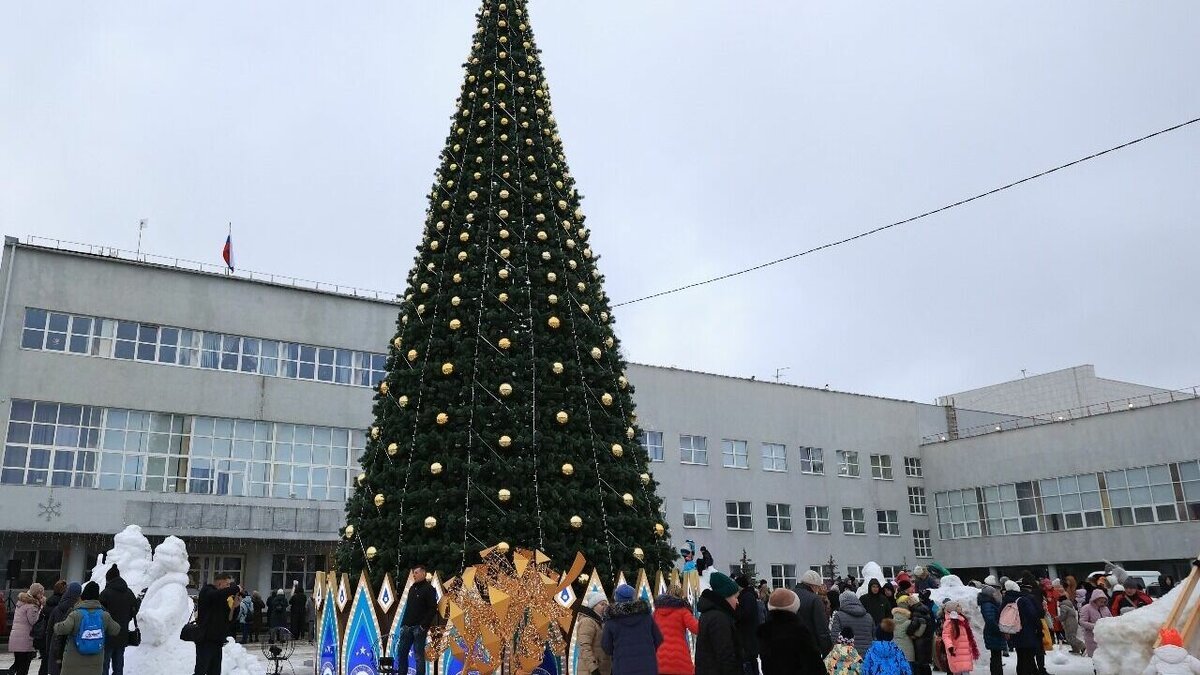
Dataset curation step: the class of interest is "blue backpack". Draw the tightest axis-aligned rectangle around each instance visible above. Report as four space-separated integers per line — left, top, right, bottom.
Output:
74 608 106 656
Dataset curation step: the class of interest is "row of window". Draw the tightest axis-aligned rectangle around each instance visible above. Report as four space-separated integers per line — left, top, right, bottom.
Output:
2 400 365 501
680 499 922 538
21 308 388 389
935 460 1200 540
641 431 923 478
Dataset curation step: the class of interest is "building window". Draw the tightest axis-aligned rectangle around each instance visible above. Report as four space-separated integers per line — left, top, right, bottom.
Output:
847 565 863 580
908 486 927 515
913 529 933 558
1180 460 1200 521
722 439 748 469
642 431 664 462
877 509 900 536
837 450 859 478
682 499 711 529
270 554 326 592
842 507 866 535
1105 466 1176 526
2 400 101 488
904 456 923 478
805 506 830 534
770 564 797 590
810 564 837 581
761 443 787 472
725 501 753 530
680 435 708 465
766 503 792 532
20 307 388 390
189 555 244 589
799 447 824 475
880 566 899 580
10 549 64 588
936 487 984 540
870 454 893 480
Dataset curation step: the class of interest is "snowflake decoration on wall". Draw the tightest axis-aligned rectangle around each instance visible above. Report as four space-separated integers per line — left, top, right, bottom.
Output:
38 495 62 522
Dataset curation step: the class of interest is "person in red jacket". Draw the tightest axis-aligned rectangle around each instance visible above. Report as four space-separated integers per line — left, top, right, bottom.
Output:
654 585 699 675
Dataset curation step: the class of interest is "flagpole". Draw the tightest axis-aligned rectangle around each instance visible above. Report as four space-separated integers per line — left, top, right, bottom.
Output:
226 222 232 276
136 219 148 259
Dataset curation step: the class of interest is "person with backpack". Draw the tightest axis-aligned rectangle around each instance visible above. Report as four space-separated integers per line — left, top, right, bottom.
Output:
46 583 82 675
7 582 45 675
267 589 289 640
1010 582 1045 675
193 573 241 675
977 580 1006 675
99 565 138 675
237 592 253 643
52 582 120 675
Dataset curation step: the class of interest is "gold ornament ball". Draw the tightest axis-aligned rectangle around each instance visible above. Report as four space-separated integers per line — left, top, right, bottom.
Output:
622 493 634 506
561 463 574 476
548 294 558 304
392 336 403 349
424 516 438 529
442 362 455 376
633 547 645 561
548 316 560 329
570 515 583 529
499 435 512 448
374 493 386 507
370 426 380 439
387 443 399 456
579 573 590 583
654 523 665 537
407 349 418 362
498 488 512 502
640 472 651 486
498 268 510 280
344 524 355 538
379 381 389 395
611 443 623 457
552 362 564 374
366 546 377 560
449 319 462 330
430 462 443 475
457 251 468 262
399 395 409 408
496 541 511 554
547 272 557 283
537 230 548 241
451 296 461 306
436 412 449 425
601 393 613 406
499 383 513 396
459 231 469 242
556 411 569 424
626 427 635 440
356 473 366 485
498 292 509 303
590 347 602 360
605 337 615 348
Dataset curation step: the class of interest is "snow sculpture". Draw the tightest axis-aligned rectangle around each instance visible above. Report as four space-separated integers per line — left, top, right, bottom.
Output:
856 562 887 597
1093 582 1200 675
90 524 153 593
927 575 984 637
124 535 196 675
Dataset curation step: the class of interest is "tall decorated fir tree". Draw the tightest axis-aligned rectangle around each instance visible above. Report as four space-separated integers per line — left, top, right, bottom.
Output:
338 0 674 584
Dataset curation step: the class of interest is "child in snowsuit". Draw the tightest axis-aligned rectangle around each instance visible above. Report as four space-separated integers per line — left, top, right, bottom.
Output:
861 618 912 675
1142 628 1200 675
940 601 979 675
1057 596 1086 655
825 628 864 675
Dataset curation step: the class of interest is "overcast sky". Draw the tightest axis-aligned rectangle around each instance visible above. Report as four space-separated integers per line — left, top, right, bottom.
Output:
2 2 1197 403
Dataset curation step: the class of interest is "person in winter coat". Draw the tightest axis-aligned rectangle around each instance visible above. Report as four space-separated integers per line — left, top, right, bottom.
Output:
1011 583 1045 675
860 619 912 675
1142 627 1200 675
7 582 45 675
905 595 934 675
267 589 290 639
940 601 979 675
755 588 824 675
732 575 760 675
654 585 698 675
47 582 82 675
860 580 890 626
831 591 877 656
890 601 915 666
53 582 120 675
289 585 307 641
825 629 864 675
237 593 253 643
602 584 662 675
695 572 742 675
39 580 67 675
977 583 1006 675
1110 584 1135 616
1057 595 1085 655
250 590 265 642
194 573 241 675
577 592 612 675
99 565 138 675
793 570 832 656
395 565 438 675
912 568 939 592
1078 589 1111 657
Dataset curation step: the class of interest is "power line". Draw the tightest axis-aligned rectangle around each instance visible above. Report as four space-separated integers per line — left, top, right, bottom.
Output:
614 116 1200 307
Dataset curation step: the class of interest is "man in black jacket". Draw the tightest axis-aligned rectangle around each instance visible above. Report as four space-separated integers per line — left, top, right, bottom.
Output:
395 564 438 675
100 565 139 675
733 575 760 675
793 570 832 656
194 573 240 675
696 572 742 675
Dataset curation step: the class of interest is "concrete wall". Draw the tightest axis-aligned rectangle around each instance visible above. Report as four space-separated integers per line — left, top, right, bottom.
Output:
939 365 1170 419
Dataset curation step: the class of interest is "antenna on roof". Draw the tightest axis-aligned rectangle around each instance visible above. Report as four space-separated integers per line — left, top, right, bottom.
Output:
136 219 148 259
774 367 791 383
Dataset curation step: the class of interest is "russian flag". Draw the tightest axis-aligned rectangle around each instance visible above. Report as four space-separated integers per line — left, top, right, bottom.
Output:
222 234 234 272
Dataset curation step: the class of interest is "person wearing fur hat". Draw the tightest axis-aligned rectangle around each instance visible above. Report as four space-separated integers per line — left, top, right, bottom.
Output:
1078 589 1110 658
7 581 45 675
755 588 824 674
939 601 979 675
578 591 612 675
654 585 698 675
1142 628 1200 675
792 569 832 656
53 582 120 675
860 618 912 675
824 628 864 675
695 572 742 675
602 584 662 675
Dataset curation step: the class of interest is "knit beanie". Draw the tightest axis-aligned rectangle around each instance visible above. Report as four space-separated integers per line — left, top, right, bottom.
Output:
614 584 636 603
81 581 101 601
28 582 45 600
799 569 823 587
767 588 800 614
984 575 999 587
106 564 122 581
1004 580 1020 592
583 591 608 609
709 572 739 599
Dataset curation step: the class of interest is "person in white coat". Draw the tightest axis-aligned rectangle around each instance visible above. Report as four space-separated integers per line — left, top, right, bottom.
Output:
1142 628 1200 675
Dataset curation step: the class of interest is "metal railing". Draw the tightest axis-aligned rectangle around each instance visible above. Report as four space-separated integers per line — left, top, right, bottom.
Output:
922 385 1200 444
24 235 401 303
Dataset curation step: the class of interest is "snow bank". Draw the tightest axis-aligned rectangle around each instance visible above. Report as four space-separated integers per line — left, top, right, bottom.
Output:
1093 581 1200 675
927 575 984 637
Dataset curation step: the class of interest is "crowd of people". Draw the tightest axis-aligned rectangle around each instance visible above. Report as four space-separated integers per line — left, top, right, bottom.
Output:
3 567 317 675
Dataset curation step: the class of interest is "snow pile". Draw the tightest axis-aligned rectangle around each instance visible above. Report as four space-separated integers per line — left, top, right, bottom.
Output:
856 562 887 597
1093 582 1200 675
90 524 153 593
220 638 265 675
928 575 984 637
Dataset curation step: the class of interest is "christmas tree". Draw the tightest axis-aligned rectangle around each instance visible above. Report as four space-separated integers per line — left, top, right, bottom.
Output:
337 0 674 584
